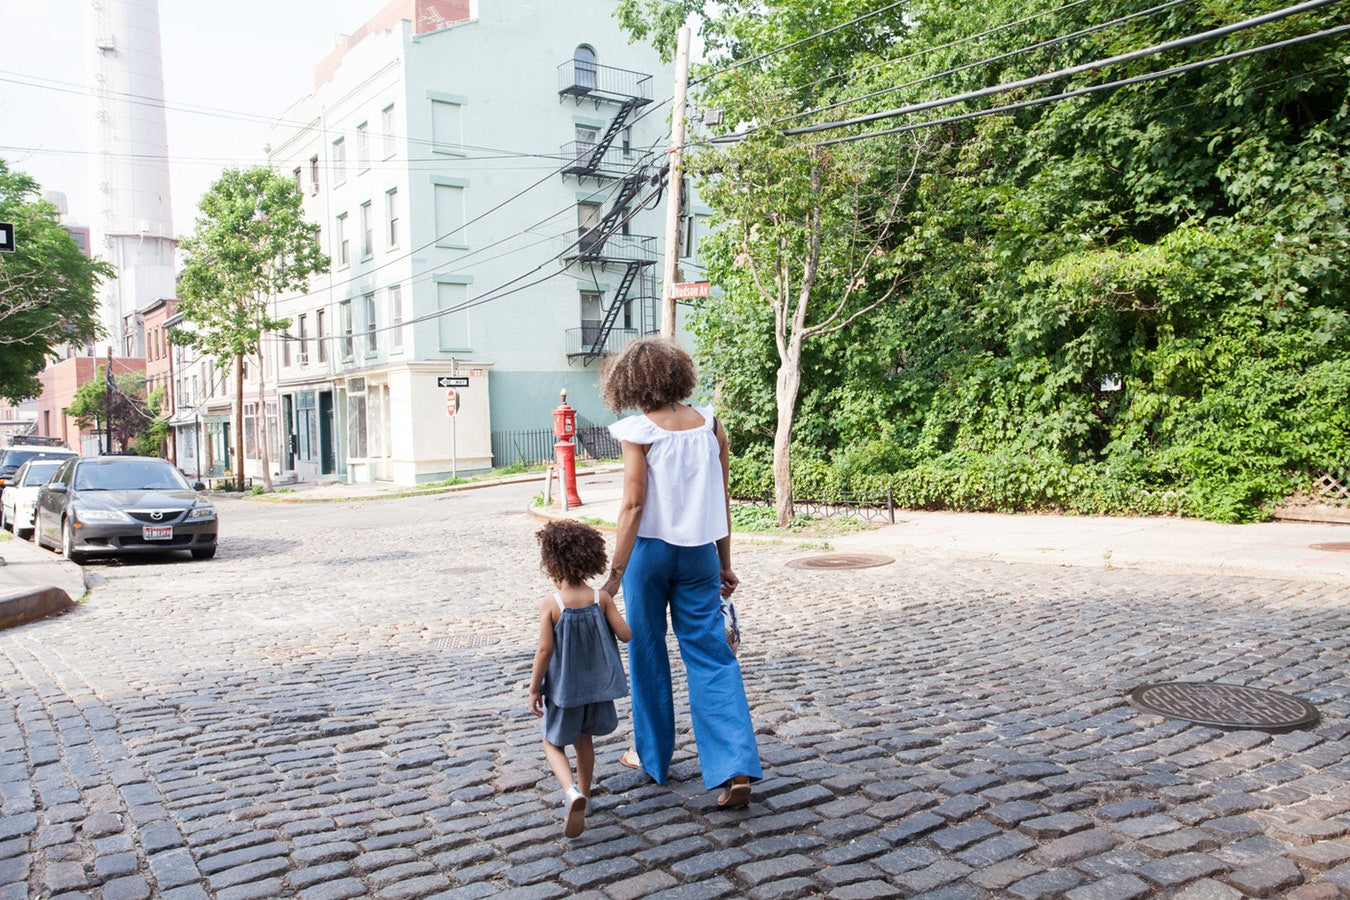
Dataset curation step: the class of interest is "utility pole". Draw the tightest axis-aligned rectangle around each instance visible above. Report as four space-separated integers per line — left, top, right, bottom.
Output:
104 347 114 455
660 25 691 339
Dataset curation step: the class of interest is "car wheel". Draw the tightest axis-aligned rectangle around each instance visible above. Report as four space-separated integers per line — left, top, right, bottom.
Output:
0 505 8 532
61 518 87 564
191 547 216 560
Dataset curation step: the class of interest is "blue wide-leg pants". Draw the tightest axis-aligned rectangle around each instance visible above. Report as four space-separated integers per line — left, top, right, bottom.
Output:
624 537 762 791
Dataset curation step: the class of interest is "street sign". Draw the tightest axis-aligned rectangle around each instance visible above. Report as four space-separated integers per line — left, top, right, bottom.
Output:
446 389 459 417
671 281 711 299
437 375 469 388
0 223 14 253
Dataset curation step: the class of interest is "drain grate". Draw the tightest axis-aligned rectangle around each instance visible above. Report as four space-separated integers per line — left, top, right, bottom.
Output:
1129 682 1319 731
430 634 501 651
786 553 894 570
1309 542 1350 553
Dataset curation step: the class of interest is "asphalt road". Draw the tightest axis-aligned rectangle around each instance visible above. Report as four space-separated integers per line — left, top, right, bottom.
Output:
0 479 1347 898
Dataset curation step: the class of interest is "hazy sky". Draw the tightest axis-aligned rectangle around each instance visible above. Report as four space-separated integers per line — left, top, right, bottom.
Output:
0 0 384 235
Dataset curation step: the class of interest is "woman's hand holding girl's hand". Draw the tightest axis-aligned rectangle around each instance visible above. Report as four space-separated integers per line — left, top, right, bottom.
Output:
529 688 544 717
720 567 739 598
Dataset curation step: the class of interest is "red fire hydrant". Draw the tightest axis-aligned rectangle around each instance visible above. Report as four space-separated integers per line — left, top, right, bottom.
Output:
553 389 583 509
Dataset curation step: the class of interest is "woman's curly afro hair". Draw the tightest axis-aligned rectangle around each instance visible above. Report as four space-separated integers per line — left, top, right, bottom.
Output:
536 519 608 585
598 337 697 413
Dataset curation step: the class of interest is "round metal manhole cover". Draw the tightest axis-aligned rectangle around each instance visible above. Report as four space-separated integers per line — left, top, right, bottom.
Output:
1309 542 1350 553
430 634 501 651
786 553 894 570
1130 682 1319 731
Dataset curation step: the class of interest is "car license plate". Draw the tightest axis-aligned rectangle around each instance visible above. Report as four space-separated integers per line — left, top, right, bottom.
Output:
143 525 173 541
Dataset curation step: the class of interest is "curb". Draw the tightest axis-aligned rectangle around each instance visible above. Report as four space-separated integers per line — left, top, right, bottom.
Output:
231 465 626 504
0 586 75 631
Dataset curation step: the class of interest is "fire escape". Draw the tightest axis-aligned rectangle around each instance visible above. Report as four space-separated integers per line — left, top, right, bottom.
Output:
558 57 659 365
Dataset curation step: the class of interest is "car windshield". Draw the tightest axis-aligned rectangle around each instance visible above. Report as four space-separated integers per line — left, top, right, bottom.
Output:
74 461 191 492
20 463 62 486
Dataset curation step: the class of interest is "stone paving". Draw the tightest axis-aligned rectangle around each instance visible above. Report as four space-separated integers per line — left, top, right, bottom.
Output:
0 480 1347 899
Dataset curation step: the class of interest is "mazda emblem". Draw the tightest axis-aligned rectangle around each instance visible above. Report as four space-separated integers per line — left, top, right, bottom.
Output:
150 511 164 521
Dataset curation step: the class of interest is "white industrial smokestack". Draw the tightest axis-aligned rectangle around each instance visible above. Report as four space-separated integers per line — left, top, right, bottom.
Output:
85 0 177 355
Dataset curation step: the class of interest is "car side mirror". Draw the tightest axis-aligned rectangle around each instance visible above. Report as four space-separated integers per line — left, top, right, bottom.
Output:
192 482 206 491
45 483 68 494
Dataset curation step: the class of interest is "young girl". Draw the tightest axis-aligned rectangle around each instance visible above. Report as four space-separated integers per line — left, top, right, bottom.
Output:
529 519 632 838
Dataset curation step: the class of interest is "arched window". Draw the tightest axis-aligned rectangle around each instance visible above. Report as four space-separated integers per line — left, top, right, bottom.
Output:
573 45 598 90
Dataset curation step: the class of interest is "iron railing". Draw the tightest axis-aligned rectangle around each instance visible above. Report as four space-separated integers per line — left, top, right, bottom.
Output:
558 61 654 104
734 489 898 524
490 425 622 469
566 326 639 358
564 232 658 266
560 141 642 179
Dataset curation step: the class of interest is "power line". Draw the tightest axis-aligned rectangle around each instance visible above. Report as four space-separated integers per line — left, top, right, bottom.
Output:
814 21 1350 146
784 0 1101 100
780 0 1340 138
781 0 1198 124
690 1 909 87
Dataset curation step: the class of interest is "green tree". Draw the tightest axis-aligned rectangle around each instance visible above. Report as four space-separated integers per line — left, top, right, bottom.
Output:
174 166 328 492
0 160 110 402
626 0 1350 522
65 368 159 454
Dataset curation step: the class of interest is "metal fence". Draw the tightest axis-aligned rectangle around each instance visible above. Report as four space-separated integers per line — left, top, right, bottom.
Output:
490 424 621 469
734 489 897 524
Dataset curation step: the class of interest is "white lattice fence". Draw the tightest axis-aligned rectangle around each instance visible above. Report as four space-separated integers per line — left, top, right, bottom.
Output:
1310 470 1350 507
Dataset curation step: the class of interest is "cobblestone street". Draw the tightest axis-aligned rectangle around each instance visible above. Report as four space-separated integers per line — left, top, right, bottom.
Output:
0 478 1347 899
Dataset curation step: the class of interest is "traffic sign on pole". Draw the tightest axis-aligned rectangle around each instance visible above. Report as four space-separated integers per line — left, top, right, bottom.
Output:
437 376 469 388
446 389 459 417
0 223 14 253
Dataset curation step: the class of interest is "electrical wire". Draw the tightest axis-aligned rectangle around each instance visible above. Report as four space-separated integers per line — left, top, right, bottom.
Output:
780 0 1198 123
689 0 909 86
777 0 1340 138
812 21 1350 145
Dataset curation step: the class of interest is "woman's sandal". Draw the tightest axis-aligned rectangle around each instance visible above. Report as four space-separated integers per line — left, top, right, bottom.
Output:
619 748 641 770
717 776 751 809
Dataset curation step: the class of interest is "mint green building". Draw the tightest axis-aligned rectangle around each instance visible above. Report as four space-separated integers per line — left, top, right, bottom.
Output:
258 0 709 485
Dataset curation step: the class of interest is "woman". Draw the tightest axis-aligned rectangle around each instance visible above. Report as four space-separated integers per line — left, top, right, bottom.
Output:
600 337 761 808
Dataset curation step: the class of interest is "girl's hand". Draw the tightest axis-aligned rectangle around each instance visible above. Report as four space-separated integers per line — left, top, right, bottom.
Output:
720 567 739 598
529 688 544 717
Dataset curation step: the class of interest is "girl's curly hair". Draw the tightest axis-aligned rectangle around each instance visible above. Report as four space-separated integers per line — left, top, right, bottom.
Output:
536 519 608 585
598 337 696 413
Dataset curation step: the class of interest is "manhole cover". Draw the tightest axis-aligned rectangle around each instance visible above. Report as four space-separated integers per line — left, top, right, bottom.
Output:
786 553 894 570
1309 542 1350 553
430 634 501 651
1129 682 1319 731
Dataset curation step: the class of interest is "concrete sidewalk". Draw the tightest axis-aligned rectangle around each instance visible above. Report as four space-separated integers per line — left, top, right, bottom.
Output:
534 470 1350 586
0 533 83 628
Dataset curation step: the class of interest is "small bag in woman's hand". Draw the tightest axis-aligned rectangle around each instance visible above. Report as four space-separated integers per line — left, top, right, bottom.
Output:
721 599 741 655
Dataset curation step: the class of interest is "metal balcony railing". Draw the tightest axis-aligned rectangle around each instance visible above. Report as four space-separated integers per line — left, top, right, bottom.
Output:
566 326 639 358
563 233 658 266
558 61 654 105
561 142 641 179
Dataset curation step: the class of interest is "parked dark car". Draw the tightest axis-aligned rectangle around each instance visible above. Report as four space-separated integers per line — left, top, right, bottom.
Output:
34 456 218 563
0 435 76 492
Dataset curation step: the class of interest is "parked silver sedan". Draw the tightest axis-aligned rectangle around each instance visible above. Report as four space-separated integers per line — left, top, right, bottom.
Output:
0 458 65 540
34 456 218 563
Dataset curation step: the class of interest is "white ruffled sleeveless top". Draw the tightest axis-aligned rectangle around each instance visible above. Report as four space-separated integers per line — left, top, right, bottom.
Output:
608 405 728 547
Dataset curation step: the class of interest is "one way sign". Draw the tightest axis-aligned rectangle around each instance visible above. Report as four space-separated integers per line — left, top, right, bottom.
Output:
437 375 469 388
0 222 14 253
